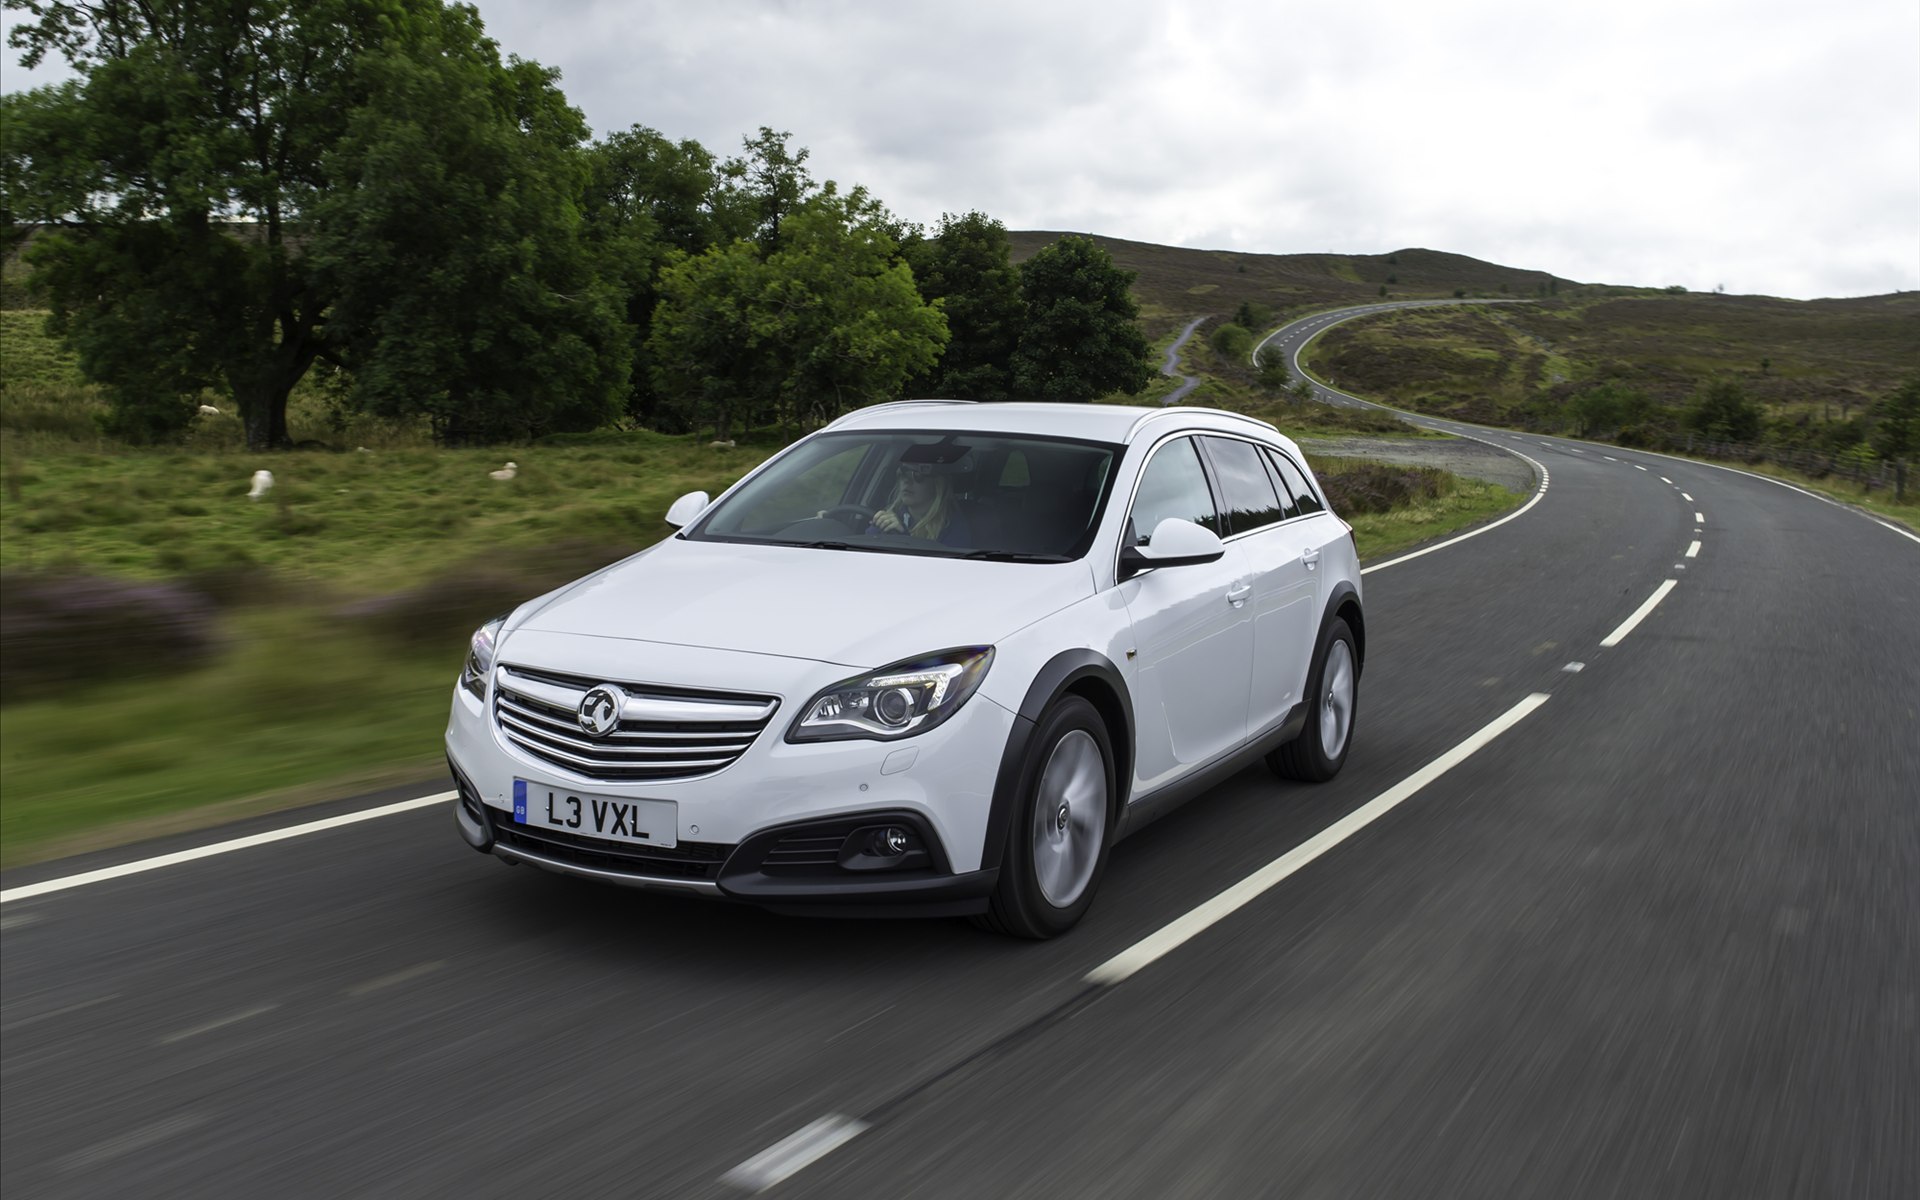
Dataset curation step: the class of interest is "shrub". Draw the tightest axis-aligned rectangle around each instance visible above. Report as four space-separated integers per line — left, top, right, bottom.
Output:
1318 462 1447 515
0 572 221 704
1209 322 1254 362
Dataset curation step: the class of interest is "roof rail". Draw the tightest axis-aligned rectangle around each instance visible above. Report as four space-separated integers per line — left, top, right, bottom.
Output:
823 398 979 429
1126 405 1278 440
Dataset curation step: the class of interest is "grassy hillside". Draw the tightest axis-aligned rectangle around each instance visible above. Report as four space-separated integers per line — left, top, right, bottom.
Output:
1010 231 1585 339
1300 293 1920 425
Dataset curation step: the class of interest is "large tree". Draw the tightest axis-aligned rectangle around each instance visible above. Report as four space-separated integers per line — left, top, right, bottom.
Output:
649 191 947 440
3 0 616 448
581 126 725 428
1010 235 1152 403
310 12 628 443
905 211 1022 402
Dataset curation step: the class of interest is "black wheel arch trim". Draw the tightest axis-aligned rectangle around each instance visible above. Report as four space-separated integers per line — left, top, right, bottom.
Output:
980 649 1134 873
1323 580 1364 672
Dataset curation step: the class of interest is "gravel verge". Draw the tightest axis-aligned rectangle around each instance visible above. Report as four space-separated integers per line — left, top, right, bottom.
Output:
1297 434 1538 494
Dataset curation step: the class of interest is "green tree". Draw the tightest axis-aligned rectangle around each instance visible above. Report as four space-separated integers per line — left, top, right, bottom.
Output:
310 11 628 444
1253 344 1291 392
1686 378 1764 442
1010 235 1151 403
647 239 771 442
1232 300 1273 330
582 126 725 426
1209 322 1253 362
649 192 947 438
1566 381 1649 439
1871 376 1919 500
904 210 1021 401
3 0 609 449
716 127 816 254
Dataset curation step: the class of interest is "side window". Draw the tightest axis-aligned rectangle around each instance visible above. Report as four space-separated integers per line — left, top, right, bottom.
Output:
1257 449 1301 521
1265 448 1325 515
1127 437 1219 545
1201 437 1286 535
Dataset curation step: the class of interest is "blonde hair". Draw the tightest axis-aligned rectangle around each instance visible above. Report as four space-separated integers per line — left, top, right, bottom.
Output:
888 472 953 540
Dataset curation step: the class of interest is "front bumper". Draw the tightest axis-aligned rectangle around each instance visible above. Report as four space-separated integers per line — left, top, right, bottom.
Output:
446 641 1015 913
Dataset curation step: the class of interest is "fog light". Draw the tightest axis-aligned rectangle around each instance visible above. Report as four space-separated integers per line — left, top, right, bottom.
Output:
873 826 911 856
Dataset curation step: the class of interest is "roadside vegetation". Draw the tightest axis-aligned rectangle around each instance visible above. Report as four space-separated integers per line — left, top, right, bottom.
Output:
1294 298 1920 524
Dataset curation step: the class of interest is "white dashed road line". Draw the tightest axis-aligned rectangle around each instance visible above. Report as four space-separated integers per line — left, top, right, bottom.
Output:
1695 512 1705 523
722 1115 871 1193
1682 492 1694 502
160 1004 278 1045
1601 580 1679 647
1686 541 1701 558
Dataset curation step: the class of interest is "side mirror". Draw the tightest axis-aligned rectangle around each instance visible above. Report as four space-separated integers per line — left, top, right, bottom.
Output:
1119 517 1226 580
664 491 710 528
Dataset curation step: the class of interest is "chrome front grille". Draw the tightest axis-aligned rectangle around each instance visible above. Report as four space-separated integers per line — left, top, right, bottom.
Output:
493 665 778 783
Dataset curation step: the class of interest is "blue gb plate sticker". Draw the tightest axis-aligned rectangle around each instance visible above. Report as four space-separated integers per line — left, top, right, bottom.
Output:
513 779 528 824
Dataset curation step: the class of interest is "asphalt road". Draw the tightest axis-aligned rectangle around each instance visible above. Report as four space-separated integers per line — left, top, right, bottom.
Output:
4 309 1917 1198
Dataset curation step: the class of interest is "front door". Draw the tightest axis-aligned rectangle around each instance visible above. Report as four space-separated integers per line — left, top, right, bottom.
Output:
1116 436 1256 796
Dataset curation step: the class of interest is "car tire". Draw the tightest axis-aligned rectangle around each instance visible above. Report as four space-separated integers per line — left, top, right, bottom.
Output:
975 695 1116 939
1268 616 1358 782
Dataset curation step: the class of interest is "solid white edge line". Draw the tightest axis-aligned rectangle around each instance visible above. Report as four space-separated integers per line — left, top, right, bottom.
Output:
1600 580 1679 647
1686 541 1701 558
1086 693 1551 987
1363 444 1548 575
0 792 457 904
721 1114 870 1193
1594 443 1920 547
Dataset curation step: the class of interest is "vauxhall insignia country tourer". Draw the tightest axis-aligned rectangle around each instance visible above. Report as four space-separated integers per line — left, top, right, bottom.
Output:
447 401 1364 937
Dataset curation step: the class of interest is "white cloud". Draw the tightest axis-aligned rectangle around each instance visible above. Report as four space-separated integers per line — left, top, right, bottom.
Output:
7 0 1915 298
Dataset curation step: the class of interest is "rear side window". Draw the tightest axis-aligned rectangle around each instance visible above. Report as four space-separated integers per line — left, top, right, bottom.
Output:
1201 437 1287 535
1265 448 1325 515
1128 437 1220 544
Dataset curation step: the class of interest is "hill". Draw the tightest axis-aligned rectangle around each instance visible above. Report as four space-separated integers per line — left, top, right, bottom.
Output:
1009 231 1585 338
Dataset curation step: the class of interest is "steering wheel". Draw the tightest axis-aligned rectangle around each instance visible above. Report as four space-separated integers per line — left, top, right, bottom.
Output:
820 505 876 531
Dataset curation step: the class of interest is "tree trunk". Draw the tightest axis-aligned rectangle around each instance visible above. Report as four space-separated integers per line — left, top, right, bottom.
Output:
237 380 294 451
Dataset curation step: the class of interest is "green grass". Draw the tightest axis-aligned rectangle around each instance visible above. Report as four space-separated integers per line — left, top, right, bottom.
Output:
0 310 86 388
1309 457 1526 561
0 435 767 587
0 610 459 862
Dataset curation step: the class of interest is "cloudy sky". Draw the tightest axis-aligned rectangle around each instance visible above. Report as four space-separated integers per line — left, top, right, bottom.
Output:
6 0 1916 299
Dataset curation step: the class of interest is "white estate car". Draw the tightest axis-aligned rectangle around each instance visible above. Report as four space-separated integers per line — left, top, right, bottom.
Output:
448 401 1364 937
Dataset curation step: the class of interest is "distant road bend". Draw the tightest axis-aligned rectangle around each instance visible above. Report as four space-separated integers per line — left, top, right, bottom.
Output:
3 302 1916 1198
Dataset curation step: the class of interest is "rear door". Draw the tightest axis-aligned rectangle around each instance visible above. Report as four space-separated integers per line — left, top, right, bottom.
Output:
1200 436 1318 738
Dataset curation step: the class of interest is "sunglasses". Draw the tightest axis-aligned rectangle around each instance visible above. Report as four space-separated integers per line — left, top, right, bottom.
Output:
896 464 936 480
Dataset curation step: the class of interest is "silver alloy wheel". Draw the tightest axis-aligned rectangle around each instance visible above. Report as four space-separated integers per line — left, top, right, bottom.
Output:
1318 638 1355 759
1030 728 1108 908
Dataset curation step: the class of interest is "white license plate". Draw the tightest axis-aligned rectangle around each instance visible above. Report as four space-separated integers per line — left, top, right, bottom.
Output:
512 779 677 848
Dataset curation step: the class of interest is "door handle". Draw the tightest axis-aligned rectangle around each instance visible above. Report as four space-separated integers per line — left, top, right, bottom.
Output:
1302 548 1321 571
1225 583 1252 606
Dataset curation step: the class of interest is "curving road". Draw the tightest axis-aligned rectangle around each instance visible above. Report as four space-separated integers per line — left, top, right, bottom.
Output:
3 312 1917 1198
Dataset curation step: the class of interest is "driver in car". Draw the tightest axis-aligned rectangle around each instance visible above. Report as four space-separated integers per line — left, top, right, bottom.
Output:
869 461 973 546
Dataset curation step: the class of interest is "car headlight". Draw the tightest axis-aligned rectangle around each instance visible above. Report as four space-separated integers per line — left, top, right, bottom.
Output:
787 646 994 743
460 615 506 700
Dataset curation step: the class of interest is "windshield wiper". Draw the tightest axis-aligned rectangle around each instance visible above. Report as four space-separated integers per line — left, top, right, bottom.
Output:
957 550 1071 563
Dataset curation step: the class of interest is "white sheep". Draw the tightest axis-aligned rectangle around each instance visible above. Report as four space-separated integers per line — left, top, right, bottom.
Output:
197 404 221 416
489 461 518 481
248 469 274 500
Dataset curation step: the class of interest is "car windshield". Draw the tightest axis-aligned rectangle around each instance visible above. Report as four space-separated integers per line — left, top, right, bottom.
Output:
686 430 1123 560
